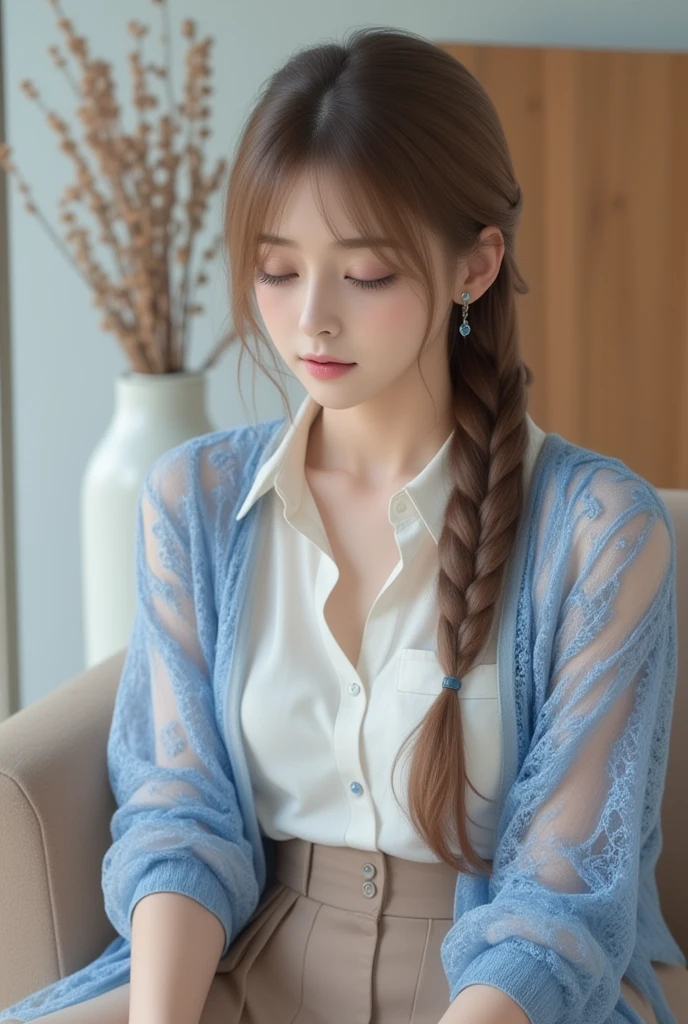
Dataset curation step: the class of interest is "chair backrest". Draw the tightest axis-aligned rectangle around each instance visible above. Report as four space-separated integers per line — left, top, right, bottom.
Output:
654 489 688 959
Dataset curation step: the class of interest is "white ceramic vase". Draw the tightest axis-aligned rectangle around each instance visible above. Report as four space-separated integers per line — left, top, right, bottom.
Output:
80 369 215 668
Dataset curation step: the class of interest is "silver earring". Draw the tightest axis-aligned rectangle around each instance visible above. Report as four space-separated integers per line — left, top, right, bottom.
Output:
459 291 471 337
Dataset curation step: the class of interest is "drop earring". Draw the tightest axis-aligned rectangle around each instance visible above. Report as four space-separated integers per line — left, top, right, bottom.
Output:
459 291 471 337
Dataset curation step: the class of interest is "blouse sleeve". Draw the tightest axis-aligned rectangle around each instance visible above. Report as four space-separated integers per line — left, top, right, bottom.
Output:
441 464 678 1024
101 444 260 960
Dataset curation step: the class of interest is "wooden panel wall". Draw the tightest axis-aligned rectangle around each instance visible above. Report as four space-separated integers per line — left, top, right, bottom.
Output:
439 43 688 489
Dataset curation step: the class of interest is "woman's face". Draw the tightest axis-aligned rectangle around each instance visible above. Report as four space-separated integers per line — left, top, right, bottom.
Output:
253 169 462 414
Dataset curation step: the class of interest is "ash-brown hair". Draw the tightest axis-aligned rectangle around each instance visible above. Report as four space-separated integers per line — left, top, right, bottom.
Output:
223 26 534 876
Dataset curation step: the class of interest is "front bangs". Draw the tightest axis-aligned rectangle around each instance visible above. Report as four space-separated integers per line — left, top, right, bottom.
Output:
250 157 433 287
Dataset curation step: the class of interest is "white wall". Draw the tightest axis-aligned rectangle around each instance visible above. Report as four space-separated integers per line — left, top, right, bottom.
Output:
3 0 687 709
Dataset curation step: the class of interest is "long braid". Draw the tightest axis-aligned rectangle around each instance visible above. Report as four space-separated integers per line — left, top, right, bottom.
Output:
393 251 533 875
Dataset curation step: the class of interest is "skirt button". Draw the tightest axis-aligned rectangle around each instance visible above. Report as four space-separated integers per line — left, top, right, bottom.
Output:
362 881 377 898
362 862 376 879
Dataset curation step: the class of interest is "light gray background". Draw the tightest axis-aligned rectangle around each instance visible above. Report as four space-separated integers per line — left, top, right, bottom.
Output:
3 0 688 709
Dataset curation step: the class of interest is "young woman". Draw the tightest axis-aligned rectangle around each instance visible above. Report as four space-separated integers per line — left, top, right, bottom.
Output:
2 25 687 1024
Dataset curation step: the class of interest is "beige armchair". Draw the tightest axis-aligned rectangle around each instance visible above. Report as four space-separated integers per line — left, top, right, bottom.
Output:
1 491 688 1021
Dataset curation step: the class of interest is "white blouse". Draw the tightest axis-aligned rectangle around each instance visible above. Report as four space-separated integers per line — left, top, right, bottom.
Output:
233 393 547 862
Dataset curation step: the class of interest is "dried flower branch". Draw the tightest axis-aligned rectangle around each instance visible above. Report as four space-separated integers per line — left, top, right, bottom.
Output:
0 0 234 374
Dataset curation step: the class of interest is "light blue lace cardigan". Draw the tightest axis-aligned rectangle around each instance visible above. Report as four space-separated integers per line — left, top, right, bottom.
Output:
1 418 686 1024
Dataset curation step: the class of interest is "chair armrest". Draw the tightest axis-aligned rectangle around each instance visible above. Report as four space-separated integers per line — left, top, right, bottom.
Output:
0 650 125 1009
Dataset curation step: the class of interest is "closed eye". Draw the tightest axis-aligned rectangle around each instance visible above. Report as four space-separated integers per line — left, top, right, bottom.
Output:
256 271 396 291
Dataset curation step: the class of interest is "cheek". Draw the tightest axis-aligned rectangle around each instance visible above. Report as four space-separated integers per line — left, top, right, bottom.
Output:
255 288 282 326
254 290 293 351
363 290 424 340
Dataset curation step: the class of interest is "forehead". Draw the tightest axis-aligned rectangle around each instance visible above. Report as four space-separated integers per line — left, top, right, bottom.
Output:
271 168 356 227
260 169 396 250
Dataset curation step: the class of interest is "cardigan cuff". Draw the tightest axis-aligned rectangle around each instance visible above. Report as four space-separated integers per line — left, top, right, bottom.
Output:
449 940 565 1024
127 856 235 958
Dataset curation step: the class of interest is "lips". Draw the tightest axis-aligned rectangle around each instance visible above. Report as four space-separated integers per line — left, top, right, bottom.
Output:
302 356 354 365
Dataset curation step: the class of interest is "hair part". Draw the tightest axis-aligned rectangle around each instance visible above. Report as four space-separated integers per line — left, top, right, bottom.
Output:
223 25 534 875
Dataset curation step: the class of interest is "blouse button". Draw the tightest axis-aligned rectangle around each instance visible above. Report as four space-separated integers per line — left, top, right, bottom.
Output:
348 682 361 695
394 498 407 515
350 781 364 796
362 881 377 898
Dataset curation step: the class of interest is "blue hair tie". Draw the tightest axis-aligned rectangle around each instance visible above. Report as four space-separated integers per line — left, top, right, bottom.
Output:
442 675 462 691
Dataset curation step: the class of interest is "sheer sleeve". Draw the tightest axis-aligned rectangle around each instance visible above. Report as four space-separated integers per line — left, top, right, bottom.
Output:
441 465 678 1024
101 444 259 959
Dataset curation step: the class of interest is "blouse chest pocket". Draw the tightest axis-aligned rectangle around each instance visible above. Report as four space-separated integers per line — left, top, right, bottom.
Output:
396 648 499 699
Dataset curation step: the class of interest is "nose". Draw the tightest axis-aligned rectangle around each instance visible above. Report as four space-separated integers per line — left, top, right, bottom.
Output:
298 277 341 339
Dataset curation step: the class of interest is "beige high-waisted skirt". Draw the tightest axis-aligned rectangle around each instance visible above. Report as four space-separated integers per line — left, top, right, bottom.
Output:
14 837 687 1023
212 835 460 1023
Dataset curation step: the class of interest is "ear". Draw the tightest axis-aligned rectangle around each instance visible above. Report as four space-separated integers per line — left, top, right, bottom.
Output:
452 226 505 304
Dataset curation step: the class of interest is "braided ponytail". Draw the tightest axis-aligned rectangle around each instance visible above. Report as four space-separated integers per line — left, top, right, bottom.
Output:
392 250 534 875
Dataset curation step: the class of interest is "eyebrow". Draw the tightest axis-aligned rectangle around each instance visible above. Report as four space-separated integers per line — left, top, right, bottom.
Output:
258 233 398 251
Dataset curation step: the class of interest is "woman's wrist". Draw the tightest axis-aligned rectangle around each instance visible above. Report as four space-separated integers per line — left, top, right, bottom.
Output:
438 984 531 1024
